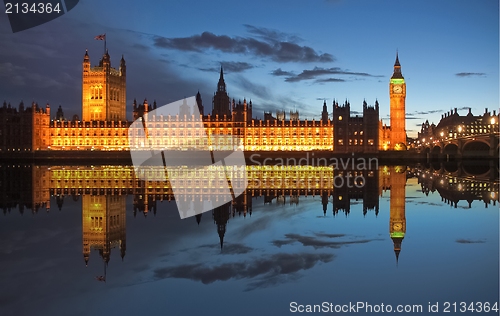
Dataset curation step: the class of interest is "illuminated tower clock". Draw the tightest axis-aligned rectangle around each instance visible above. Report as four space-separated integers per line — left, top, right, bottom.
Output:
389 52 406 150
389 165 407 263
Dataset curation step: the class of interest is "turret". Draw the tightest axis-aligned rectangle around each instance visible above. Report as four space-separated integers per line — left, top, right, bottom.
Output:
321 100 328 123
196 91 203 115
102 49 110 71
119 54 126 76
83 49 90 73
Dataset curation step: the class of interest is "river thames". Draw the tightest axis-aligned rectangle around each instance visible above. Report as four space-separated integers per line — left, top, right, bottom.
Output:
0 162 498 315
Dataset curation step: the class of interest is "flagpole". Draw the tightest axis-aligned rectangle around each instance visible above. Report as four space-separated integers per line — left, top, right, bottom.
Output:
104 33 107 54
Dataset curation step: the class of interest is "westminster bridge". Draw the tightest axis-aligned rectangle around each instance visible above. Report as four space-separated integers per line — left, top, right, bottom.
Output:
417 108 499 159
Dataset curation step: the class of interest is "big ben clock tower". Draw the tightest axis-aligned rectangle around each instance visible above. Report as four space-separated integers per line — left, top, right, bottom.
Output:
389 52 406 150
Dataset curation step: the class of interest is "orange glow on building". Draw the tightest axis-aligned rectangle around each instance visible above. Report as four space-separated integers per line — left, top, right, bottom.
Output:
0 51 410 153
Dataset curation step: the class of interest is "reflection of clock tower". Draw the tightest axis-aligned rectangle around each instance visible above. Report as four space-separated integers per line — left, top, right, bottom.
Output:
389 166 406 263
389 52 406 150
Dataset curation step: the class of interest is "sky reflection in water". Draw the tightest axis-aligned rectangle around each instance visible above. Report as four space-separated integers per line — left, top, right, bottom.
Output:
0 163 498 316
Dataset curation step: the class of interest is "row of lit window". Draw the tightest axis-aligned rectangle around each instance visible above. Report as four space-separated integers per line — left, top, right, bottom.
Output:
338 139 375 145
53 139 127 146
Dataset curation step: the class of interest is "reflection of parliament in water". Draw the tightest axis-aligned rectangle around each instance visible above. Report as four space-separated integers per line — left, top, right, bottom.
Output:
1 164 498 267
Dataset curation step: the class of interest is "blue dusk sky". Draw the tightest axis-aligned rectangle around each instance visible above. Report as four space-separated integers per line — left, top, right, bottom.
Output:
0 0 498 136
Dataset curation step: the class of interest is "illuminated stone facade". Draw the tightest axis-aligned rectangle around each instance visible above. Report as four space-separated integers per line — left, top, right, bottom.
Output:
0 101 50 151
82 50 126 121
82 195 126 266
0 51 409 152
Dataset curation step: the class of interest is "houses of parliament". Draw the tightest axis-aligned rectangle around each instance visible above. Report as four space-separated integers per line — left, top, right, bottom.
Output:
0 49 408 153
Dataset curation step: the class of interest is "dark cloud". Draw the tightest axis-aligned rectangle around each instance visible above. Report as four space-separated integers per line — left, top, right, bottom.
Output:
243 24 302 43
315 78 346 83
0 18 212 118
233 75 272 100
131 43 150 51
198 61 254 73
455 72 486 77
153 31 334 63
271 68 295 76
314 233 346 238
272 233 381 249
456 239 486 244
197 243 254 255
413 201 444 207
284 67 383 82
153 252 333 290
408 109 444 115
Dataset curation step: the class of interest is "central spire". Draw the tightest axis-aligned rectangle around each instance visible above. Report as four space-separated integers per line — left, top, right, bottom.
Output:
217 65 226 93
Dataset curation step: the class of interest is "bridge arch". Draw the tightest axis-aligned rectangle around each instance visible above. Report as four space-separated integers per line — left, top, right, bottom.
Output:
430 145 441 159
462 141 490 158
462 162 491 177
443 162 459 173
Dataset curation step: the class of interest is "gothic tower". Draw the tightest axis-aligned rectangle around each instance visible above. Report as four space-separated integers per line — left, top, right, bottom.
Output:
82 195 126 266
196 91 204 116
321 100 328 123
389 52 406 150
389 165 407 263
82 49 126 122
212 66 231 118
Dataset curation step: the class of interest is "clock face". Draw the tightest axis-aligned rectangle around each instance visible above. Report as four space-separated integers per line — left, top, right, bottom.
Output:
393 223 403 231
392 85 403 94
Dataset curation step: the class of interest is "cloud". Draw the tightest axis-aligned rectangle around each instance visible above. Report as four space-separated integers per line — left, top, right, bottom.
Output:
243 24 302 43
271 68 295 76
283 67 383 82
0 18 213 118
153 252 333 290
315 78 346 83
153 31 334 63
456 239 486 244
198 61 254 73
196 243 254 255
455 72 486 77
233 75 273 100
408 107 471 122
408 109 444 115
272 233 381 249
314 233 346 238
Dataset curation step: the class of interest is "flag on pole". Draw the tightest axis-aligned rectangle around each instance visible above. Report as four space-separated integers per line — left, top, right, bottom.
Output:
94 34 106 40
